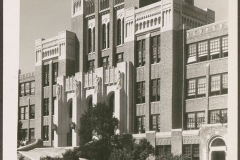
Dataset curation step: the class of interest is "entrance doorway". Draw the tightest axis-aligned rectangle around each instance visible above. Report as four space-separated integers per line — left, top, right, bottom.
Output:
209 137 226 160
211 151 225 160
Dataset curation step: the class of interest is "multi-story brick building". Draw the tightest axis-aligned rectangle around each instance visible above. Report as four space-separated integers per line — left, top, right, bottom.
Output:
18 0 229 159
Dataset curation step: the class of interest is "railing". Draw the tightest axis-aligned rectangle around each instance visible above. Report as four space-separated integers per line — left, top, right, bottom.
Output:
65 76 75 92
84 71 95 88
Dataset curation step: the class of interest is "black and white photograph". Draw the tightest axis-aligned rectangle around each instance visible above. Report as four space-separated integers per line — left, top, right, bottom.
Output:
3 0 240 159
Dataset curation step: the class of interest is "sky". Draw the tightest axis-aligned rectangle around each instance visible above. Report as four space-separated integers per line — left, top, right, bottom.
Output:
19 0 228 74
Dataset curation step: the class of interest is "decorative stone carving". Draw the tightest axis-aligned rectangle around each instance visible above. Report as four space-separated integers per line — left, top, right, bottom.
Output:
183 136 200 144
94 75 100 93
116 71 122 90
74 80 81 97
56 84 61 100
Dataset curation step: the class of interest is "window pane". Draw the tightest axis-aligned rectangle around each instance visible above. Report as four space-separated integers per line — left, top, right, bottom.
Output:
196 112 205 128
211 75 221 92
188 79 196 97
209 110 220 124
25 83 30 95
30 81 35 95
198 41 208 56
183 145 191 156
188 44 196 57
197 77 206 95
210 38 220 54
21 83 24 96
20 107 25 120
187 113 195 129
222 36 228 52
222 73 228 89
30 105 35 119
192 144 199 158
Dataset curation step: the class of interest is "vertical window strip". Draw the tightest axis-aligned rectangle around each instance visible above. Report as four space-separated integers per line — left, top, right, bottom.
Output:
21 83 25 96
30 81 35 95
196 112 205 128
197 77 206 95
209 110 220 124
187 113 195 129
210 38 220 54
198 41 208 56
25 83 30 95
222 73 228 89
222 36 228 52
211 75 221 92
187 79 196 97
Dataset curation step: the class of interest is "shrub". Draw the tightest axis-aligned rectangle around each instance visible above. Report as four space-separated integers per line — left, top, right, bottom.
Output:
40 156 61 160
62 149 80 160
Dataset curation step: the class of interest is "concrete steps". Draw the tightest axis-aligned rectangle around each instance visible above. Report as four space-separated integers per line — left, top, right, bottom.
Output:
18 147 67 160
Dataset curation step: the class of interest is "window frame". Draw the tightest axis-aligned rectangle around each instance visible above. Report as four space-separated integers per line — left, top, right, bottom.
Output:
186 111 205 130
136 39 146 67
43 64 49 86
43 98 49 116
183 144 199 160
87 60 95 72
187 77 206 99
151 35 161 63
102 56 109 69
137 116 145 133
156 145 171 157
136 81 145 104
116 52 124 63
43 125 49 141
30 81 35 95
29 105 35 119
150 114 160 132
151 78 160 102
52 62 58 85
210 73 228 96
209 109 228 124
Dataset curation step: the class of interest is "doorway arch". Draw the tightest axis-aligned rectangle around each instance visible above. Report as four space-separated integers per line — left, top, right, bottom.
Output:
208 137 226 160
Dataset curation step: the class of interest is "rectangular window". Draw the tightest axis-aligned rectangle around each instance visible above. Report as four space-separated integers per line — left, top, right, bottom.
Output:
156 145 171 157
102 24 106 49
136 39 146 67
151 79 160 102
187 44 197 63
209 109 227 124
20 106 28 120
210 38 220 59
151 114 160 132
186 112 205 129
43 65 49 86
53 62 58 85
137 81 145 104
116 52 123 63
183 144 199 160
21 129 28 141
102 56 109 69
25 83 30 95
210 73 228 96
198 41 208 62
222 36 228 57
29 128 35 142
43 126 49 141
197 77 206 97
30 81 35 95
137 116 145 133
20 83 25 96
87 60 95 72
151 35 161 63
29 105 35 119
43 99 49 116
187 79 196 99
52 97 56 115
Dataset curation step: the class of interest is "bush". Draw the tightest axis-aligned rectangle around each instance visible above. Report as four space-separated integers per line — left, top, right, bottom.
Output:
155 153 190 160
40 156 61 160
62 149 80 160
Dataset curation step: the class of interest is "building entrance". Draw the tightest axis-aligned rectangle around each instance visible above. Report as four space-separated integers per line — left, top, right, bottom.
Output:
211 151 225 160
209 137 226 160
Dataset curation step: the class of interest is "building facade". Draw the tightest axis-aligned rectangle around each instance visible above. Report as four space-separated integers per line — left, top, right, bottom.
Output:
18 0 228 159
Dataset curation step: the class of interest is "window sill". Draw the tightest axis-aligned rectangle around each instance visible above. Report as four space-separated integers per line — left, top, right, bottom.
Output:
209 94 228 98
116 44 124 48
185 97 206 101
186 56 228 66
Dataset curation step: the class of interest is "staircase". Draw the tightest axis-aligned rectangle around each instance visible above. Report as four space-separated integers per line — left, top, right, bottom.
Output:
18 147 68 160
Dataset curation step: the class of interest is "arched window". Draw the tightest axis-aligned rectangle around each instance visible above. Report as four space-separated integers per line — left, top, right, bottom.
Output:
211 138 225 147
88 28 92 53
102 24 106 49
117 19 122 45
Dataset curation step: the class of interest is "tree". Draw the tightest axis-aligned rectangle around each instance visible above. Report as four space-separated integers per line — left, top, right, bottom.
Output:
78 102 118 160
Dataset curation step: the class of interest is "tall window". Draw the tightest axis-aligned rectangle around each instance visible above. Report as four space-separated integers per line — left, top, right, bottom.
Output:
187 44 196 63
25 83 30 95
102 56 109 69
20 129 28 141
183 144 199 160
53 62 58 85
52 97 56 115
136 81 145 104
30 81 35 95
43 98 49 116
187 77 206 99
151 79 160 102
117 19 122 45
210 38 220 59
210 73 228 96
209 109 227 124
151 114 160 131
222 36 228 57
137 116 145 133
93 27 95 52
87 60 95 72
43 65 49 86
29 128 35 141
20 83 25 96
19 106 28 120
102 24 106 49
136 39 146 67
88 28 92 53
29 105 35 119
116 52 124 63
151 35 161 63
186 112 205 130
156 145 171 157
198 41 208 62
69 101 73 118
107 23 110 48
43 126 49 141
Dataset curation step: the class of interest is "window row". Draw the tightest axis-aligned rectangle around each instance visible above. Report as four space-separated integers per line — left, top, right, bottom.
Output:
20 81 35 96
19 105 35 120
136 114 160 133
43 62 58 86
19 128 35 142
186 109 227 130
187 73 228 99
187 36 228 64
136 35 161 67
155 144 199 160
